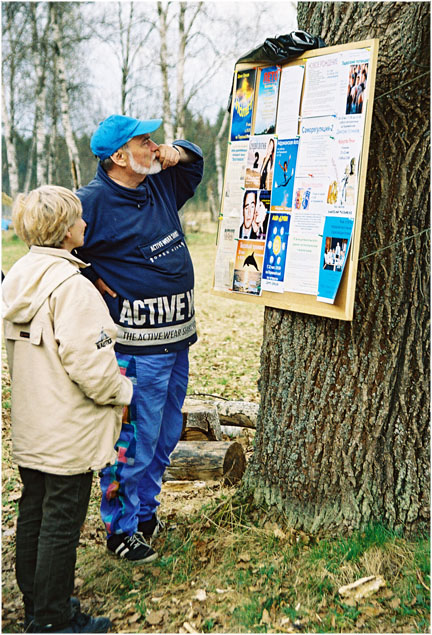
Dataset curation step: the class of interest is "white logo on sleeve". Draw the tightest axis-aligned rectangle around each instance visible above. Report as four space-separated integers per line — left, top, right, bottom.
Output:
96 328 113 349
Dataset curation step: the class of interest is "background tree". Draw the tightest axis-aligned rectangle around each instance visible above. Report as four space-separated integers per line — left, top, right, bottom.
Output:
245 1 430 535
2 2 29 197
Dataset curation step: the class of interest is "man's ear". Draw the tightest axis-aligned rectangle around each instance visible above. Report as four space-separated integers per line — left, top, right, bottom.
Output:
110 149 128 167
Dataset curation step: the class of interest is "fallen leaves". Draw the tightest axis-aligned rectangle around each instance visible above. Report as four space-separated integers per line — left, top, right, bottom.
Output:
193 589 207 602
146 609 165 625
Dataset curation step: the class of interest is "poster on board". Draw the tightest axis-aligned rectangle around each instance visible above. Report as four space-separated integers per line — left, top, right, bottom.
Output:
230 68 257 141
232 239 265 296
254 66 281 135
215 40 378 320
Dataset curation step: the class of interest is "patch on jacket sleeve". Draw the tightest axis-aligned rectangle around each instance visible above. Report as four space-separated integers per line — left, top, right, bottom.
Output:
96 327 113 349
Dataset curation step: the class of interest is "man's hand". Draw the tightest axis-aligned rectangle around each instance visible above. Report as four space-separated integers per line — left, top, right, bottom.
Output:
155 144 181 170
95 277 117 298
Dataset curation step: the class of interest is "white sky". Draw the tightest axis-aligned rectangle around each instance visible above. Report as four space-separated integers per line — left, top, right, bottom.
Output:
83 1 298 128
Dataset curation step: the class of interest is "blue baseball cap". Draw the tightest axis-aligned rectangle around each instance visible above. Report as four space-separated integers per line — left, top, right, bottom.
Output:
90 114 162 160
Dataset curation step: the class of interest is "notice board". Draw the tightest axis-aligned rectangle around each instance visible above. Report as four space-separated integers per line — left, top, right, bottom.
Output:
212 39 379 321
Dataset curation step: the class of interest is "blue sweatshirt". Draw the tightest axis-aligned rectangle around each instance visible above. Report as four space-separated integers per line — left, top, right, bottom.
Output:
75 140 204 355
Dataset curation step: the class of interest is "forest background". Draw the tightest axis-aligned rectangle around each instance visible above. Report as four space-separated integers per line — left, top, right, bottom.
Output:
2 0 297 218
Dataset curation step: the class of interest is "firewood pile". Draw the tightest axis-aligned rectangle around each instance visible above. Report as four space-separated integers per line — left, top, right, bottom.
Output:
164 399 258 485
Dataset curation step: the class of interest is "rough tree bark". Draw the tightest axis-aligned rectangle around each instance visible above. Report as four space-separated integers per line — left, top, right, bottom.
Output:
245 2 430 535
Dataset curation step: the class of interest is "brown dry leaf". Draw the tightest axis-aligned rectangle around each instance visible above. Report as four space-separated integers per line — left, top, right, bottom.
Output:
274 527 286 539
360 605 385 617
236 562 251 570
339 575 386 601
183 621 199 633
151 596 163 604
238 552 251 562
380 589 394 600
146 609 165 625
74 577 84 588
261 608 272 625
389 597 401 609
128 612 142 624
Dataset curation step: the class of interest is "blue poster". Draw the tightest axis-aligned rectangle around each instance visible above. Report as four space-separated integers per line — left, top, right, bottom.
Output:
230 69 256 141
262 212 291 293
317 216 354 304
254 66 280 135
270 138 299 211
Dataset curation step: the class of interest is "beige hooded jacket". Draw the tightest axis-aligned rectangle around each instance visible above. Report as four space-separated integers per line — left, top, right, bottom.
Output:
2 246 133 476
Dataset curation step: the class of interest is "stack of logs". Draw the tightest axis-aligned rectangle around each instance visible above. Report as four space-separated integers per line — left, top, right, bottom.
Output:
164 399 258 485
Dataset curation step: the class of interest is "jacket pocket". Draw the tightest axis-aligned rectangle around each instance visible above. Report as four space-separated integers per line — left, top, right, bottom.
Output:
4 321 42 345
138 230 189 277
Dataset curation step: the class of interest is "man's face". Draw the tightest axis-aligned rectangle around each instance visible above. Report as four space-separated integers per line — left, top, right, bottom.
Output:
125 134 161 175
243 193 255 229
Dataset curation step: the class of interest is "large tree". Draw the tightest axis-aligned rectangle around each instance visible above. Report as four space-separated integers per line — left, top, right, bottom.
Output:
245 2 430 535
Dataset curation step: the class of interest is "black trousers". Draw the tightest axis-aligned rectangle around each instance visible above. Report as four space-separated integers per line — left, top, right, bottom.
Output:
16 467 93 628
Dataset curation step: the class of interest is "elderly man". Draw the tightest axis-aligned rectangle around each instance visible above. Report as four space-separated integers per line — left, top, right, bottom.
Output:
76 114 203 564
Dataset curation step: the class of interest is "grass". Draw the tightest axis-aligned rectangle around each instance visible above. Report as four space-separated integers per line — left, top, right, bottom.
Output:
2 226 430 633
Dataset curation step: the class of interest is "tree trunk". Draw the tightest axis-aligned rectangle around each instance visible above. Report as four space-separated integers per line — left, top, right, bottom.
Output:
118 2 133 115
1 81 19 199
175 3 186 140
215 109 229 202
1 4 23 199
30 3 48 187
245 2 430 535
51 4 82 189
157 2 174 143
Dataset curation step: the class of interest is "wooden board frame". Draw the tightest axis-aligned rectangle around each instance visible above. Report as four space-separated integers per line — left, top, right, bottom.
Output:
212 39 379 321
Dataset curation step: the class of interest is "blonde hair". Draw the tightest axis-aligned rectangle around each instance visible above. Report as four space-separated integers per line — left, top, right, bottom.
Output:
12 185 82 247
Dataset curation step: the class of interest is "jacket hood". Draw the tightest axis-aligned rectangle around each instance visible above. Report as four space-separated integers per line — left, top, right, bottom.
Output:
2 246 89 324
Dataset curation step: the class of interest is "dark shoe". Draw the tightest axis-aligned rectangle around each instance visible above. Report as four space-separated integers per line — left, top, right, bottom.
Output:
107 531 157 563
138 514 165 542
24 597 81 631
27 611 111 632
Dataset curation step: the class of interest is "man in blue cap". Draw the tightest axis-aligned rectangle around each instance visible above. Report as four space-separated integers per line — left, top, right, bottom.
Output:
75 114 203 564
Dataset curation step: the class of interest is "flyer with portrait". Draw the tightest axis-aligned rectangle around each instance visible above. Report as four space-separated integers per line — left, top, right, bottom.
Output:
317 216 354 303
337 49 370 117
230 68 257 141
245 135 276 190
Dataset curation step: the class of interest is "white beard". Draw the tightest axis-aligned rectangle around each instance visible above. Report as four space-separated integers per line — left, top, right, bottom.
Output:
126 149 162 176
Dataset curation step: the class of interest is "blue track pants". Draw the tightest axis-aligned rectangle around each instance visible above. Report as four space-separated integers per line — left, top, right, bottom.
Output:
100 349 189 537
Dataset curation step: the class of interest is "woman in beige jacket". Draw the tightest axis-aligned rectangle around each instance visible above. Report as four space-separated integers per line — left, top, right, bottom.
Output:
2 186 133 633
